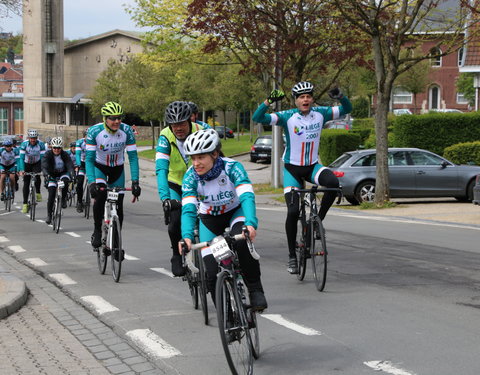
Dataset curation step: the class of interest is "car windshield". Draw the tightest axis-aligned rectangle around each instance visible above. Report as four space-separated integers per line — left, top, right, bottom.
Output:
255 138 271 145
329 153 352 167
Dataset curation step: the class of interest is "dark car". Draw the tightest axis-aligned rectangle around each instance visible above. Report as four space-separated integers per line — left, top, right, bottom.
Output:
329 148 480 205
214 126 234 139
250 135 272 163
473 175 480 205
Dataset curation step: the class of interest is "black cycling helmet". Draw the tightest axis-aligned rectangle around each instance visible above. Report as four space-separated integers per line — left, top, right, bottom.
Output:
70 141 76 148
292 81 314 98
187 101 199 114
165 101 192 124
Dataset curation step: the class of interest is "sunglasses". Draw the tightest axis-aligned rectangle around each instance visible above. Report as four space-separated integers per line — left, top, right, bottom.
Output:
107 116 123 121
53 147 62 150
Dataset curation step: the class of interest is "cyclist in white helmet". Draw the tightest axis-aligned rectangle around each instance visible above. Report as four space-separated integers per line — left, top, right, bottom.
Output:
252 82 352 275
179 129 267 311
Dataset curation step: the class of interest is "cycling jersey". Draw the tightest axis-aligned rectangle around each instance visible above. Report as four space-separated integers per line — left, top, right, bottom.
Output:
155 123 203 200
66 150 77 167
194 120 211 129
18 140 46 171
0 147 19 167
75 138 86 165
85 123 139 184
252 97 352 166
181 157 257 240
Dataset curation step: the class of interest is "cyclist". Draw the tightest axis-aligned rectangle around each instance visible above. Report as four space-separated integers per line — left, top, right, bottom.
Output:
75 130 87 213
41 137 74 224
67 141 77 167
179 129 267 311
156 101 205 276
18 129 46 213
86 102 141 249
188 102 210 129
0 138 19 201
252 82 352 274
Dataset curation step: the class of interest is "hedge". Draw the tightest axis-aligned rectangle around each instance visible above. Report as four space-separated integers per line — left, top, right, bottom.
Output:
319 129 361 165
393 112 480 155
443 141 480 165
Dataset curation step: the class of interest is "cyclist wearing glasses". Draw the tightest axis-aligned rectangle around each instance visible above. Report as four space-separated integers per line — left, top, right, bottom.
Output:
157 101 205 276
179 129 267 310
86 102 141 248
187 102 210 129
252 82 352 274
0 138 19 201
75 129 88 213
18 129 46 213
41 137 74 224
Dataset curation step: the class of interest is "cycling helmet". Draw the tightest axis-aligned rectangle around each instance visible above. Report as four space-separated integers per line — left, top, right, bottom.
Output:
188 101 199 114
28 129 38 138
184 129 220 156
69 141 76 148
101 101 124 117
82 129 88 137
50 137 63 148
3 138 13 146
291 81 314 98
165 101 192 124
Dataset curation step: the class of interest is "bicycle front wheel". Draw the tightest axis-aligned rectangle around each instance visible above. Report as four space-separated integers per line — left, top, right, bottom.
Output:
29 186 36 221
186 267 199 310
216 271 253 375
311 217 327 292
195 250 208 325
246 308 259 359
110 215 123 282
5 184 12 212
296 219 307 281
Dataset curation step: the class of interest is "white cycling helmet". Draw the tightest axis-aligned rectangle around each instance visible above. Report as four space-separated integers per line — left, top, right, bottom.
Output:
184 129 220 156
50 137 63 148
292 81 314 98
28 129 38 138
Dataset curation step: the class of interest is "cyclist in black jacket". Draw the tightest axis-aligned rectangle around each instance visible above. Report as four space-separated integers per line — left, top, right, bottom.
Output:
41 137 74 224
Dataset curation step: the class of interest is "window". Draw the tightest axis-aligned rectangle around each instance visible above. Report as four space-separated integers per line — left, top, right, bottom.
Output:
14 108 23 121
429 86 440 109
0 108 7 134
456 92 469 104
409 151 446 166
458 47 464 67
389 151 408 166
353 154 376 167
393 87 413 104
430 47 442 67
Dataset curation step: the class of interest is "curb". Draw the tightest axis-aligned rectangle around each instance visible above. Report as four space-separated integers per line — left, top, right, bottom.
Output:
0 267 28 320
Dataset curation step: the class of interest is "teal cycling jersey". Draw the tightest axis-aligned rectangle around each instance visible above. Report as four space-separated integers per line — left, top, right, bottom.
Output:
252 96 352 166
18 140 46 171
85 123 139 183
181 157 257 240
194 120 211 129
75 138 86 165
0 147 19 167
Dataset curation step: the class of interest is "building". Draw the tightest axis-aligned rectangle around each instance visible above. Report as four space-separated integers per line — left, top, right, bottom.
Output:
0 62 24 135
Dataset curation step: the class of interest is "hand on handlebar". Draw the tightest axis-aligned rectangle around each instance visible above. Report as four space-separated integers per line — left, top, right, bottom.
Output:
178 238 192 255
244 225 256 242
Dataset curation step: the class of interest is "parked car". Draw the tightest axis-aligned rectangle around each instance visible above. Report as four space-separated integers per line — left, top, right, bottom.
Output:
324 119 351 130
473 174 480 205
250 135 272 163
328 148 480 205
214 126 234 139
393 108 413 115
429 108 463 113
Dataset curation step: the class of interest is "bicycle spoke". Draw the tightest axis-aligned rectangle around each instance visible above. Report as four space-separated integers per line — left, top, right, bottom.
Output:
311 218 328 292
110 216 123 282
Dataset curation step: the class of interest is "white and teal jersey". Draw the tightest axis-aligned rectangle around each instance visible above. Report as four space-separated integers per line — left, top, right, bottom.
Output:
0 146 19 166
18 140 46 170
75 138 86 165
252 97 352 166
85 123 139 183
181 157 257 240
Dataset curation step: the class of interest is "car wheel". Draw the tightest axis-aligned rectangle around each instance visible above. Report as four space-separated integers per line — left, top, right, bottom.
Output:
250 156 256 163
455 179 476 202
345 196 360 206
355 181 376 203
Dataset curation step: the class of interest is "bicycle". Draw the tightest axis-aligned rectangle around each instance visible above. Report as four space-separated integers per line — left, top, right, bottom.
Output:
94 187 136 282
51 178 66 234
190 226 260 375
291 185 341 292
66 172 77 207
180 228 209 325
83 179 91 219
24 172 41 221
2 173 15 212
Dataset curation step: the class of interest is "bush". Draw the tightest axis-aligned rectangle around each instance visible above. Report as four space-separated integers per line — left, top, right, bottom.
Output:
319 130 361 165
443 141 480 165
351 97 370 118
352 117 375 129
394 112 480 155
363 127 396 149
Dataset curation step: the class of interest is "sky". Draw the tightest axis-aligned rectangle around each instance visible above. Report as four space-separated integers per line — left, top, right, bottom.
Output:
1 0 149 40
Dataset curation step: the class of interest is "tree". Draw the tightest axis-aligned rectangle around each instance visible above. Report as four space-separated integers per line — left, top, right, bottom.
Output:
0 0 20 20
396 58 432 114
456 73 476 106
332 0 480 205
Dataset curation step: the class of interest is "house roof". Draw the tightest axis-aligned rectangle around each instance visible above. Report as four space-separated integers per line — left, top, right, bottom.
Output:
64 29 143 51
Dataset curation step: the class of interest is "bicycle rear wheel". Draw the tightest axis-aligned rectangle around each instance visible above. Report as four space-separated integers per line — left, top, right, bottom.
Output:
84 188 91 219
97 226 108 274
110 215 123 282
311 217 327 292
195 250 208 325
296 219 307 281
216 271 253 375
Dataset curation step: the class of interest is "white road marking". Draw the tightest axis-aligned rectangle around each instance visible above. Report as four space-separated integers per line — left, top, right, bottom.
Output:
0 236 10 243
81 295 120 315
66 232 81 238
126 329 181 359
0 211 14 216
86 240 91 244
25 258 48 266
8 245 25 253
49 273 77 285
36 219 45 223
364 360 416 375
150 268 174 278
124 254 139 260
261 314 321 336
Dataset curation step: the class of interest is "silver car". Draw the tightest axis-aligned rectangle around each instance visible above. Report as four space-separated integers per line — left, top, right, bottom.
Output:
328 148 480 205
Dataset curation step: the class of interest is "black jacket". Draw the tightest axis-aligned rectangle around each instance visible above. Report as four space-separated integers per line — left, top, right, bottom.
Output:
41 149 74 178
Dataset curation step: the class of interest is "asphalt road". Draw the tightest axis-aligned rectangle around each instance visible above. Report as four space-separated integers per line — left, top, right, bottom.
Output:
2 171 480 375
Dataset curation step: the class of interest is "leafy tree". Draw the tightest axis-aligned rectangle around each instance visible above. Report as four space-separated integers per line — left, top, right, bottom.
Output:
332 0 480 205
89 60 124 119
395 58 432 114
456 73 476 106
0 33 22 61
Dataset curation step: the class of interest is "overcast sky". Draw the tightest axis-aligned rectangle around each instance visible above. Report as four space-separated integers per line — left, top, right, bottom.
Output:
1 0 149 40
